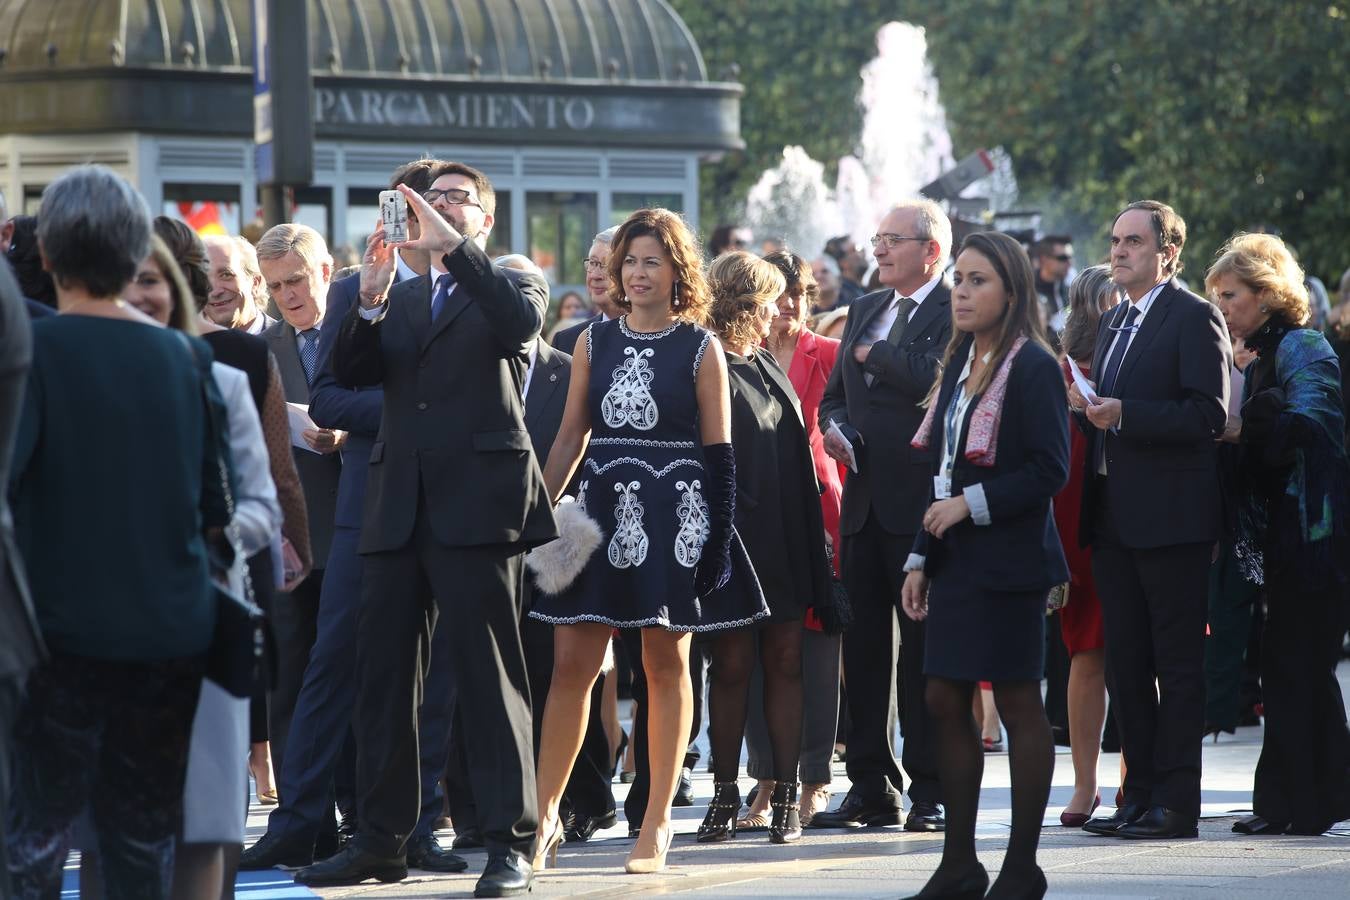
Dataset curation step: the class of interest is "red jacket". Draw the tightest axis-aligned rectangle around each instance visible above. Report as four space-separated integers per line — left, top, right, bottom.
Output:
785 329 844 579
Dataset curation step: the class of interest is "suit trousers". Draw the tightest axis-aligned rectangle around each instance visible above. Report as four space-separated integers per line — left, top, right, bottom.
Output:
352 506 537 858
268 569 324 782
0 675 20 898
745 628 842 785
269 526 453 843
1252 572 1350 831
1091 487 1210 818
840 511 939 803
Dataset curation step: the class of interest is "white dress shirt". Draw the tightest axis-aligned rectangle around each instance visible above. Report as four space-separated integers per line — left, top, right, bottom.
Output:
869 273 943 343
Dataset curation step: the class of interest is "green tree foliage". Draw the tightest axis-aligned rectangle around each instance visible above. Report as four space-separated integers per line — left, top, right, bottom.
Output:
673 0 1349 281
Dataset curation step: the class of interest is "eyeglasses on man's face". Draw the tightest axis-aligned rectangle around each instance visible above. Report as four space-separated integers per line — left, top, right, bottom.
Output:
869 233 930 250
422 187 482 208
583 258 608 272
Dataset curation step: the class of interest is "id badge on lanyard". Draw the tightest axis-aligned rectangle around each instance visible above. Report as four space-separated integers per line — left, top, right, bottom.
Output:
935 390 962 500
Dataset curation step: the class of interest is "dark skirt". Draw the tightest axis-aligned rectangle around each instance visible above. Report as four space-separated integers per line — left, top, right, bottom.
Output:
924 559 1047 683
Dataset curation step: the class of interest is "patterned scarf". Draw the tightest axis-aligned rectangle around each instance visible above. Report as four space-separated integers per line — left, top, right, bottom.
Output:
911 335 1029 467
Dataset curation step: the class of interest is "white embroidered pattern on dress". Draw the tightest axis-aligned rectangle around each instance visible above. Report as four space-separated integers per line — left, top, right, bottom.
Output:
585 456 702 480
575 480 589 513
590 437 696 449
608 481 649 568
692 330 714 377
618 316 680 340
601 346 659 430
673 480 710 568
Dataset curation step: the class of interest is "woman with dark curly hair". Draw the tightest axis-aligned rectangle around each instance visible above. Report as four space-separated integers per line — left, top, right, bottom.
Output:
694 251 832 847
1210 232 1350 836
529 209 767 875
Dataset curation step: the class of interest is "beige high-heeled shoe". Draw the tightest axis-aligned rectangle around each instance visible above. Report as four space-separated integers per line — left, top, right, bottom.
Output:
533 815 565 871
624 825 673 874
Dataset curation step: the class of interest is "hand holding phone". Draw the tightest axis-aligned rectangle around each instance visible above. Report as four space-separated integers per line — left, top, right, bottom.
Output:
379 190 408 243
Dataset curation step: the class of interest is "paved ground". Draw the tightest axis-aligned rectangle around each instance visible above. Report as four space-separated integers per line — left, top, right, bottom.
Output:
66 665 1350 898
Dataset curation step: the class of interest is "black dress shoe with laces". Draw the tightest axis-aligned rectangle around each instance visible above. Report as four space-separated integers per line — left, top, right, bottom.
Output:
238 829 314 870
1232 815 1288 835
904 800 946 833
672 767 695 807
474 852 534 898
806 790 903 829
293 844 407 886
1116 805 1198 839
565 810 618 843
1082 802 1148 836
406 834 469 872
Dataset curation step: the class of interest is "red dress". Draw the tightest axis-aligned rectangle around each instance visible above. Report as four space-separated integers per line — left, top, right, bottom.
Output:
1055 359 1106 655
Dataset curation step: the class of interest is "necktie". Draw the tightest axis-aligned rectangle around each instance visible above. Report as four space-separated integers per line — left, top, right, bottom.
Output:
865 296 917 386
299 328 319 385
1093 304 1140 472
430 273 452 322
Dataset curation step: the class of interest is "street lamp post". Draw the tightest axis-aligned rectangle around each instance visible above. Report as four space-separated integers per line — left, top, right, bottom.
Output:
252 0 313 229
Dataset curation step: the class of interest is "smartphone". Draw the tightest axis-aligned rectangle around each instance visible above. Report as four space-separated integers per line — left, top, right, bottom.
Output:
378 190 408 243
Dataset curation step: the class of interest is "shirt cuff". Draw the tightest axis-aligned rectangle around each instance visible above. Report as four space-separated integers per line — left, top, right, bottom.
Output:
963 483 992 525
903 553 926 573
357 300 388 322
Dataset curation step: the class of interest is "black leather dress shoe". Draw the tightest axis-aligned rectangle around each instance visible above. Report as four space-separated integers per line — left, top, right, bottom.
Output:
672 767 695 807
406 834 469 872
313 829 342 862
473 852 534 898
293 844 407 886
1082 802 1148 836
239 829 313 870
904 800 945 833
452 827 486 850
806 790 903 829
566 810 618 842
1116 805 1198 839
1232 815 1288 835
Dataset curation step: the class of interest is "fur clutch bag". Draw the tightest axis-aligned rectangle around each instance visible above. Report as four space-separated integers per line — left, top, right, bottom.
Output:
525 499 603 596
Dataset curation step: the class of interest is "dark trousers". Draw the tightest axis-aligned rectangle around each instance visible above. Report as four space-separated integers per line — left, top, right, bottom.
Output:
352 514 536 859
268 568 324 780
1 675 21 899
618 629 705 825
839 512 939 802
1204 542 1259 731
1252 573 1350 831
269 526 453 843
6 654 203 899
1092 494 1210 818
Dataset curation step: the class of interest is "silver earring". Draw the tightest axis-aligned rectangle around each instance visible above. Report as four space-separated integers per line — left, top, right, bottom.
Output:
1259 304 1269 313
673 282 682 309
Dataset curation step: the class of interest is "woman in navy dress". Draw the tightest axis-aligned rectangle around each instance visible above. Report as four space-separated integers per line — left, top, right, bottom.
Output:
900 232 1069 900
530 209 766 875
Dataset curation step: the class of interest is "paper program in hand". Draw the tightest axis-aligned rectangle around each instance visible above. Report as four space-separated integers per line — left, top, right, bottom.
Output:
287 402 320 453
827 418 859 473
1069 364 1100 405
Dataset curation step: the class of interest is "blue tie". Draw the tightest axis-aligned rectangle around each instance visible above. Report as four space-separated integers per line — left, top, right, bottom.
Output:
299 328 320 385
430 274 452 322
1094 305 1139 472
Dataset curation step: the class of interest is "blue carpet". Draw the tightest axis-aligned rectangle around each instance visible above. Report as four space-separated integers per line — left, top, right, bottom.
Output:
60 866 319 898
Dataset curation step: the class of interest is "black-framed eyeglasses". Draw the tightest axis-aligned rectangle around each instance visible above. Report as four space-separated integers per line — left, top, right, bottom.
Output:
422 188 482 208
583 258 607 272
869 233 930 250
1051 253 1073 262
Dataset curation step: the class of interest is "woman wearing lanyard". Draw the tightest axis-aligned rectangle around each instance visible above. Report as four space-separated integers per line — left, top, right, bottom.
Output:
900 231 1070 900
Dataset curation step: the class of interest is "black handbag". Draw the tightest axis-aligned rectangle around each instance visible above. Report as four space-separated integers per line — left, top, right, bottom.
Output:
814 542 854 635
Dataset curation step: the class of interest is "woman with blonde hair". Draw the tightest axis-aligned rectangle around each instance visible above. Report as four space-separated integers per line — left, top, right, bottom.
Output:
529 209 768 874
1209 232 1350 836
694 251 832 847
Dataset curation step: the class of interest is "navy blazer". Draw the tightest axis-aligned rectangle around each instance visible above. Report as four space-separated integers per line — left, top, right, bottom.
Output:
1079 280 1230 549
912 336 1070 592
550 312 600 357
310 272 384 530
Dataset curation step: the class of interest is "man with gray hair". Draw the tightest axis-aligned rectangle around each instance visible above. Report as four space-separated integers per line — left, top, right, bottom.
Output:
551 225 620 356
203 234 275 334
813 199 952 833
256 223 344 796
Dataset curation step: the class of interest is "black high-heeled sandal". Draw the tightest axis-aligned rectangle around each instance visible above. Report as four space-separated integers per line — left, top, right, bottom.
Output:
612 730 629 779
696 781 741 843
768 782 802 844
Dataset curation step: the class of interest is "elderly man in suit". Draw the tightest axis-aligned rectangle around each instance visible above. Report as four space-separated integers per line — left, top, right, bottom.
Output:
1071 201 1230 840
812 200 952 833
204 234 276 335
255 225 344 789
298 162 553 898
550 226 620 356
0 260 43 898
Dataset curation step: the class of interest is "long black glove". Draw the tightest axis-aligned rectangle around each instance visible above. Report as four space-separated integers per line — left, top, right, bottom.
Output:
694 442 736 598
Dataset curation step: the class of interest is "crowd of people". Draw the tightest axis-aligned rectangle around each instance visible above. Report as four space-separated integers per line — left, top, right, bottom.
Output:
1 159 1349 900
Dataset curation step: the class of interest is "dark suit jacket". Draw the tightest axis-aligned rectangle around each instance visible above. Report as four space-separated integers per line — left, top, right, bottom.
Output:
0 264 44 680
310 272 385 530
333 239 557 552
913 336 1070 592
525 339 570 466
264 317 342 567
1080 279 1231 549
818 283 952 537
550 313 601 357
24 297 54 319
